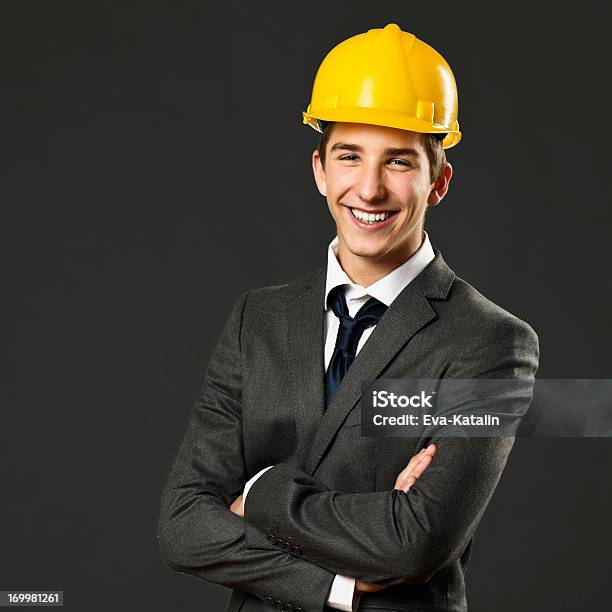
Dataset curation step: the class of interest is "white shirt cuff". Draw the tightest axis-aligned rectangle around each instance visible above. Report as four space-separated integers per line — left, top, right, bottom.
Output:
242 465 275 513
326 574 360 611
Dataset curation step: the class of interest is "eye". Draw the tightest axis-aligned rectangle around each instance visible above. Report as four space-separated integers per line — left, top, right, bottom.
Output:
339 154 359 161
389 159 412 167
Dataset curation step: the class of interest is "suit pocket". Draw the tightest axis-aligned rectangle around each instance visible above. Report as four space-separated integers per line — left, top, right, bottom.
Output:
341 406 365 428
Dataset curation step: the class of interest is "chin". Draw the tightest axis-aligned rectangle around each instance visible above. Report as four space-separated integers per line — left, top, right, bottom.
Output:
344 237 389 259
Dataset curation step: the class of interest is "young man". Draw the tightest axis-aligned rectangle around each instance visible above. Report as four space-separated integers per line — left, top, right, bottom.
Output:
159 24 539 612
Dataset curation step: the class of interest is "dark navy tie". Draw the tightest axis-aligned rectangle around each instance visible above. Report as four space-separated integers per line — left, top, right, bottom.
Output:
324 286 388 407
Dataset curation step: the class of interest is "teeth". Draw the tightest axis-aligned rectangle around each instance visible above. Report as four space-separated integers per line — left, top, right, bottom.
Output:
351 208 392 224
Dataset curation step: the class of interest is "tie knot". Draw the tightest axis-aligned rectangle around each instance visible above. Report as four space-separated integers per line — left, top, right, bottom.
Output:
327 286 388 351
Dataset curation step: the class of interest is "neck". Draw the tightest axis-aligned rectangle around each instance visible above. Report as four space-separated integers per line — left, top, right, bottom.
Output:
336 231 424 287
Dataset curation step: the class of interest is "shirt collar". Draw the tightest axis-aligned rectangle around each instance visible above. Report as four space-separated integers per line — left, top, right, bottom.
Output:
324 231 435 309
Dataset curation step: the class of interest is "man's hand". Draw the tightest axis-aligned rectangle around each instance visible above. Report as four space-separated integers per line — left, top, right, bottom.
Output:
355 580 388 592
229 494 244 517
394 443 437 491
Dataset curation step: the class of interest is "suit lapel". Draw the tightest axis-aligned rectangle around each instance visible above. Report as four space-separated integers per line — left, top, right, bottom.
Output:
304 250 455 475
286 266 327 467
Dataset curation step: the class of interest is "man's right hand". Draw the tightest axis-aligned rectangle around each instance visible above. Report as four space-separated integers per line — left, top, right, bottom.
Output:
355 580 388 592
355 443 438 593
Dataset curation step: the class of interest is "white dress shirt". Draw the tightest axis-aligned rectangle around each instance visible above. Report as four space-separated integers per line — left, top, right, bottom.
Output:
243 232 435 611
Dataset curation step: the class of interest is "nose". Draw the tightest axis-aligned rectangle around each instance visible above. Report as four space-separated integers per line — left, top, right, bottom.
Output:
355 162 387 203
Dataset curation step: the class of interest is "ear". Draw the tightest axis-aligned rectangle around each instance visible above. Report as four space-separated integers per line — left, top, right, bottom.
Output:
312 148 328 197
427 162 453 206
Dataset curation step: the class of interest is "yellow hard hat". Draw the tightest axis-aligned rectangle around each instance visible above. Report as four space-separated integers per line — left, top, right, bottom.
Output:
303 23 461 149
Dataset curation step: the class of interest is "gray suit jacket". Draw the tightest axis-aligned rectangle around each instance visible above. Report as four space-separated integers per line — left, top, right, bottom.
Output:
158 249 539 612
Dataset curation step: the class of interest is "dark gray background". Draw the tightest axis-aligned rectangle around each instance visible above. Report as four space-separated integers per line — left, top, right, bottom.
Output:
2 1 611 610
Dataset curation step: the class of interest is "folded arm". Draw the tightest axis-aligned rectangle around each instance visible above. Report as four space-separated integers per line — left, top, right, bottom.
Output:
243 318 539 583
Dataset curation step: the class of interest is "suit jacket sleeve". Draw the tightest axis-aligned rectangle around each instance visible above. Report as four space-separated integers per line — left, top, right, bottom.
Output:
158 291 336 612
243 316 539 584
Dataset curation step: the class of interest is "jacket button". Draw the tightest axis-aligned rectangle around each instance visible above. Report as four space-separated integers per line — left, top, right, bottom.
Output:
273 599 283 608
264 596 274 604
281 603 294 611
267 534 278 544
295 607 304 612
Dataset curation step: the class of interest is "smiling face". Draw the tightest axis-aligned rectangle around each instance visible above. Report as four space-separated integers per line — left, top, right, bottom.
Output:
312 122 452 284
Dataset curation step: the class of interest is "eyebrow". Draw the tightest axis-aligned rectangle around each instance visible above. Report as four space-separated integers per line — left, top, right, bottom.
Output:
329 142 421 157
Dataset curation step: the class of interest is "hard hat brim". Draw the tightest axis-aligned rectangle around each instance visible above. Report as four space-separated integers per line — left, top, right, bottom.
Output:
302 107 461 150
